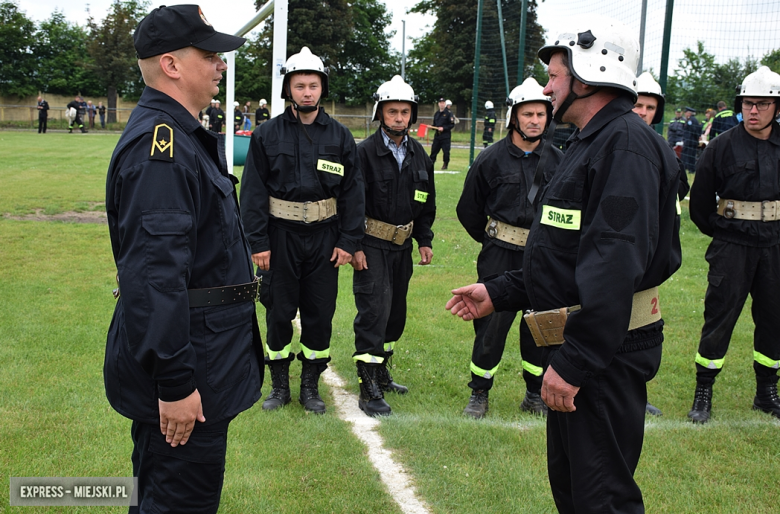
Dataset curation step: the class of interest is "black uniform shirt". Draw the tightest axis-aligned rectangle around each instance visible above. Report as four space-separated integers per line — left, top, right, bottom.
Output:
484 109 497 129
486 96 682 387
240 106 364 255
690 122 780 246
357 128 435 251
255 107 270 122
105 86 261 424
457 135 563 250
432 108 455 138
38 100 49 116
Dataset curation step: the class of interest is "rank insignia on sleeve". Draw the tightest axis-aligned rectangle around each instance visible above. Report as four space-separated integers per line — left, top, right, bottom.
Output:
150 123 174 161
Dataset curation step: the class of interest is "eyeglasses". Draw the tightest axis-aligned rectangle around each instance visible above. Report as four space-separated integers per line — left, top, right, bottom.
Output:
742 100 775 111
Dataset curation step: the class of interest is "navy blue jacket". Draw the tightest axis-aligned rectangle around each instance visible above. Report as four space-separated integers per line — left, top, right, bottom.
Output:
104 87 262 425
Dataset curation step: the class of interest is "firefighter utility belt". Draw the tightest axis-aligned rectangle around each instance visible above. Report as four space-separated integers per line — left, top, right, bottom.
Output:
717 198 780 222
364 217 414 245
113 276 259 307
269 196 337 223
485 217 529 247
523 287 661 348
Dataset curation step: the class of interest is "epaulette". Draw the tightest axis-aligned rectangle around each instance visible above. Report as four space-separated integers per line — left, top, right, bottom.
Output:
150 118 174 162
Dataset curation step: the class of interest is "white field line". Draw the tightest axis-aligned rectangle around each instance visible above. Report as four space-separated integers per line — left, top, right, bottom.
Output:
293 313 432 514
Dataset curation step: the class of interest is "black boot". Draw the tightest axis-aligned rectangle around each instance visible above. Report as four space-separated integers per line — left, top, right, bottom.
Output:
687 383 712 424
357 361 392 417
80 126 88 133
753 378 780 419
441 163 448 170
645 402 663 416
299 360 326 414
378 355 408 394
262 360 291 411
463 389 489 419
68 127 73 133
520 390 548 416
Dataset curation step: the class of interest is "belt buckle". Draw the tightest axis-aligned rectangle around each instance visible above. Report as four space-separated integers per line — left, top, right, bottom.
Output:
487 219 498 238
761 200 775 222
723 200 736 219
302 201 317 223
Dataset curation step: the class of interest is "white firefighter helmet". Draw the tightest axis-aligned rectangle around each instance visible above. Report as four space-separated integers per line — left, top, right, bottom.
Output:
505 77 552 129
738 66 780 99
538 16 640 102
635 71 665 125
259 99 267 106
233 101 240 107
485 100 494 109
736 66 780 124
371 75 419 125
445 99 452 107
280 46 329 99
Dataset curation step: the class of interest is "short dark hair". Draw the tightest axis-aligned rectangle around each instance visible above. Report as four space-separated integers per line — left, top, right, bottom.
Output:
717 101 727 109
548 50 571 76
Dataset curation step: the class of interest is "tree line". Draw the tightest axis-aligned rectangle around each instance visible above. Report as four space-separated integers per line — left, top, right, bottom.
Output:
4 0 776 123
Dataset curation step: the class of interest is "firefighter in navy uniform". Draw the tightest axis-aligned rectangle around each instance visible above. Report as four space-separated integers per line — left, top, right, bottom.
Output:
66 96 87 133
667 107 685 147
447 18 682 513
482 100 497 148
429 97 455 170
681 106 701 173
710 100 738 139
104 6 262 513
688 66 780 424
457 77 562 419
240 46 364 415
37 96 49 134
350 76 435 416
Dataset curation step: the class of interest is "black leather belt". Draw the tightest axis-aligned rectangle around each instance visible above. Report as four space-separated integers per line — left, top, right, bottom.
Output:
187 278 259 307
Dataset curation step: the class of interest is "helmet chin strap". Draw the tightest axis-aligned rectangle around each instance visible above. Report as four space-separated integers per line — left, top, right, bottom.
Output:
515 126 544 142
381 124 408 137
553 76 600 123
291 100 319 144
379 113 410 137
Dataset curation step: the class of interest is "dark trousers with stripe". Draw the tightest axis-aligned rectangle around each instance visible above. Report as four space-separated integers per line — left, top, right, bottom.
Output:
130 418 232 514
353 244 413 358
429 135 451 166
469 240 543 392
265 223 339 363
696 240 780 384
544 344 661 514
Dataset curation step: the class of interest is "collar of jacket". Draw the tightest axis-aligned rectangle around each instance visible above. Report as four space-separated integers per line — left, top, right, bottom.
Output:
282 105 330 126
737 120 780 147
505 131 544 159
571 95 636 142
137 87 207 136
372 127 415 157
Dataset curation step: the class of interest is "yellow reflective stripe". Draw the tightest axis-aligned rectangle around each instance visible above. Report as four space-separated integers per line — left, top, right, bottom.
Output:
695 352 725 369
676 197 682 215
383 342 395 353
353 353 384 364
540 205 581 230
300 342 330 360
266 342 293 361
470 361 499 379
414 190 429 203
521 360 544 377
754 351 780 369
317 159 344 176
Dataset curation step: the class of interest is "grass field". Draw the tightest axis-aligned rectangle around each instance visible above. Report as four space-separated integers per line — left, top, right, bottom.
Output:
1 130 778 513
